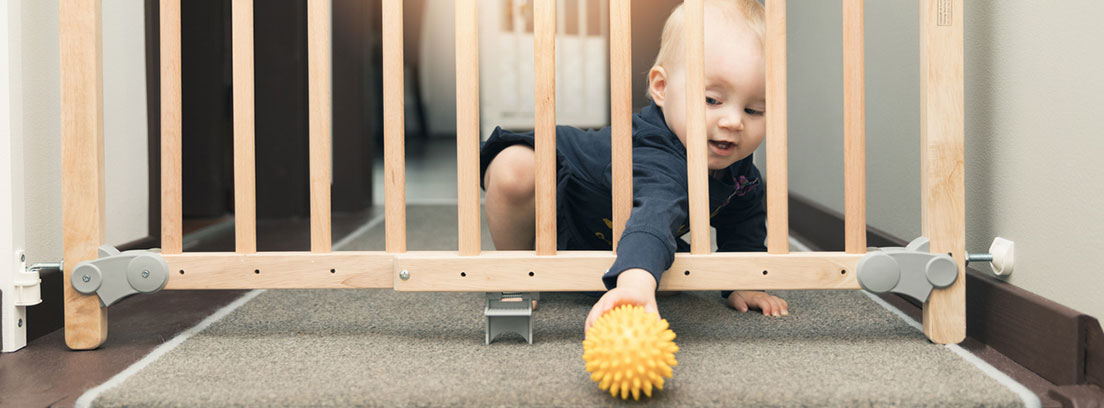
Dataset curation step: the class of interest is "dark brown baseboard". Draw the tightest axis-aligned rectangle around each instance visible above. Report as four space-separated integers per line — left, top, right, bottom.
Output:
789 192 1104 405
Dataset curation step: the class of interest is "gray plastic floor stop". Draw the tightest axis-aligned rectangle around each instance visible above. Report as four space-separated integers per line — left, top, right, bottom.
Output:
70 245 169 307
485 292 538 344
856 237 958 303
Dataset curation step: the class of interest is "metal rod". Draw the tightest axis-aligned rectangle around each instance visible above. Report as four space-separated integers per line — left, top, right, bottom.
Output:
965 252 993 264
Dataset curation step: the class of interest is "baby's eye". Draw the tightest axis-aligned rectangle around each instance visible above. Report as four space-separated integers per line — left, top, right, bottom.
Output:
744 108 764 116
705 97 721 105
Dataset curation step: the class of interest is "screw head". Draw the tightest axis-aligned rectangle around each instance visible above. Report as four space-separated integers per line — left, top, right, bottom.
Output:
20 253 26 263
141 270 150 278
17 319 22 328
82 274 91 283
399 270 410 281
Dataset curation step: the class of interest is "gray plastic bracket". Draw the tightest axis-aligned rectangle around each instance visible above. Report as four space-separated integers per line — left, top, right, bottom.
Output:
484 292 538 344
70 245 169 307
856 237 958 303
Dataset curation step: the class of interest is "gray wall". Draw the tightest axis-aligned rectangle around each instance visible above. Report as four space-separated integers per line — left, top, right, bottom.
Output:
783 0 1104 321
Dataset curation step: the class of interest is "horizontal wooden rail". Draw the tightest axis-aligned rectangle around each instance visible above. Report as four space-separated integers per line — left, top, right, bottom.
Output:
164 252 395 289
162 251 861 291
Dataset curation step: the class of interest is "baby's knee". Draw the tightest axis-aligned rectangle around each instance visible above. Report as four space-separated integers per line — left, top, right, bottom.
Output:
486 145 536 203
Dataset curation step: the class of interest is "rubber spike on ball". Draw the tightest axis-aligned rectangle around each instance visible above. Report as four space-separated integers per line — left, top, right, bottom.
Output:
582 304 679 400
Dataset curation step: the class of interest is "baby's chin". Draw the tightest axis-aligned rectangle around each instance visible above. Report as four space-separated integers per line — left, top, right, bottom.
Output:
707 153 752 169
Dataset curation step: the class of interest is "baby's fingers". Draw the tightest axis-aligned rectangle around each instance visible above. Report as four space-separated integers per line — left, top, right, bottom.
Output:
765 297 788 317
728 294 749 312
585 296 617 335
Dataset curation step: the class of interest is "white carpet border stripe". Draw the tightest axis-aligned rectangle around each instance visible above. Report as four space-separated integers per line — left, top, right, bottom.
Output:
74 289 266 408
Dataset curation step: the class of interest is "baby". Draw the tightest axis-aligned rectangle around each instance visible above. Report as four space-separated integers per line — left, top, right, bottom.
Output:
479 0 788 334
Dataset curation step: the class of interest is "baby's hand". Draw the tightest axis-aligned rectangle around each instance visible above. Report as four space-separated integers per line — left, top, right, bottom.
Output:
727 290 789 317
585 269 659 337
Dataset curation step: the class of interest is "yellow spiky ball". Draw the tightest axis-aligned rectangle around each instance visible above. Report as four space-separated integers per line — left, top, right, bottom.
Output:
582 304 679 401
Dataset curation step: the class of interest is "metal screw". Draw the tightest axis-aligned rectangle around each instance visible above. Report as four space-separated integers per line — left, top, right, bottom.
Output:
17 319 23 328
82 274 91 283
141 269 150 278
399 270 410 281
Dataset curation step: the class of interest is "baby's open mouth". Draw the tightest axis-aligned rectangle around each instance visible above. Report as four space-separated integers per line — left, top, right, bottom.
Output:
708 140 736 155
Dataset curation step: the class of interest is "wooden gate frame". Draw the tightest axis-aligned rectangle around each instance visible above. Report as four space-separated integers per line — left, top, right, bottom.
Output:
59 0 965 349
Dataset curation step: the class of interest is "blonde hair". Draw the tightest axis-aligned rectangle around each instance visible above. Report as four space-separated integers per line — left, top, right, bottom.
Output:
651 0 765 73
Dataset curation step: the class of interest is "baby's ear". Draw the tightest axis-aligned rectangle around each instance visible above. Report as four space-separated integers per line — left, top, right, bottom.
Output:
648 66 668 107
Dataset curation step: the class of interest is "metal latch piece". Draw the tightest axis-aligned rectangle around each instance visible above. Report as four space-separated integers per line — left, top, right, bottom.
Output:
71 245 169 307
856 237 959 303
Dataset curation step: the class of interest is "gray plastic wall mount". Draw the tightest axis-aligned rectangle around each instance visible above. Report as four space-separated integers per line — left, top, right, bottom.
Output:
856 237 958 303
70 245 169 307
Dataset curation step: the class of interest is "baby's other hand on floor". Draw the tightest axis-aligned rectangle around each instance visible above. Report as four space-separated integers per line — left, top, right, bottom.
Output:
727 290 789 317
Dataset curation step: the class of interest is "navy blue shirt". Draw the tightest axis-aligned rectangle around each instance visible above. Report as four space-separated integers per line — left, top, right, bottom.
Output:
479 102 767 294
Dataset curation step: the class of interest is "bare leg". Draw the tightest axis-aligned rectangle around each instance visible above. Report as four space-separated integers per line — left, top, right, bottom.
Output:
484 145 540 309
484 144 537 250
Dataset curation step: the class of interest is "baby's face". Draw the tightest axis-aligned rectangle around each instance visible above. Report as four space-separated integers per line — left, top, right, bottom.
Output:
651 13 766 170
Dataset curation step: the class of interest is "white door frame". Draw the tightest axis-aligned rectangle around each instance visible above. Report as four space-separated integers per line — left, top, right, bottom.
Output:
2 0 30 353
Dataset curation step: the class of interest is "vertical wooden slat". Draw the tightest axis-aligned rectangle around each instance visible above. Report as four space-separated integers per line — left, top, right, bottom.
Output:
534 0 556 256
232 0 256 254
308 0 332 253
456 0 481 256
920 0 966 344
160 0 182 255
765 0 789 254
609 0 631 251
578 0 587 105
843 0 865 254
684 0 709 254
383 0 406 253
59 0 108 349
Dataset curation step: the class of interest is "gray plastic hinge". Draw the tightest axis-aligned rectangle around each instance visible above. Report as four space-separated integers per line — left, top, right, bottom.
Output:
485 292 539 345
856 237 958 303
70 245 169 307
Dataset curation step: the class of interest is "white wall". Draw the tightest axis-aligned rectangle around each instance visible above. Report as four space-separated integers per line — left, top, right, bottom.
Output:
784 0 1104 321
20 0 148 267
20 0 62 266
419 0 457 136
102 0 150 247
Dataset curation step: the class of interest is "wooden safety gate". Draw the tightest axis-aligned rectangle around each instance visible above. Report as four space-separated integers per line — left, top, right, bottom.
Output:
59 0 965 349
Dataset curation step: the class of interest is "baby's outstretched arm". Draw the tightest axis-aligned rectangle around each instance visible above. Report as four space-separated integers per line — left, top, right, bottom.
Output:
727 290 789 317
585 268 659 337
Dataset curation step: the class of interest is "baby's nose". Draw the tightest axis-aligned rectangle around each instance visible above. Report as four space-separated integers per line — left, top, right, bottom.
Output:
720 112 744 130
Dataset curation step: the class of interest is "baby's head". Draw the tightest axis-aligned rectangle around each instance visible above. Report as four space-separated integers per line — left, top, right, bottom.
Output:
648 0 766 170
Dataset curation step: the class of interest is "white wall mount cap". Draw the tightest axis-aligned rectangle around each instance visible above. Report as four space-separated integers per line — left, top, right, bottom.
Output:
11 251 42 307
988 237 1015 276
